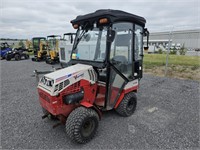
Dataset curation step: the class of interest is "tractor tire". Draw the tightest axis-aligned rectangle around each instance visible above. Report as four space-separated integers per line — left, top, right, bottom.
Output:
45 58 52 64
66 107 99 144
25 54 29 59
116 92 137 117
6 55 11 61
42 108 57 120
31 57 36 61
14 54 20 61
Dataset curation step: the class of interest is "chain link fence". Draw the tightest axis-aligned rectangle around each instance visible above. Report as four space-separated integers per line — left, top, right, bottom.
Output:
143 27 200 79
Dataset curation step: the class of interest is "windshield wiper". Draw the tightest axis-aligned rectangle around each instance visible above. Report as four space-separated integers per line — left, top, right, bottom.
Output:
73 23 89 50
73 30 87 50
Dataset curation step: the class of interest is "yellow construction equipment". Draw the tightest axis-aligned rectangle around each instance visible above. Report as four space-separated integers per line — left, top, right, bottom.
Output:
31 37 48 61
26 40 33 51
45 35 61 64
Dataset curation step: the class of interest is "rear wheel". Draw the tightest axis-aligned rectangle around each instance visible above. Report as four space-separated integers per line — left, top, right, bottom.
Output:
46 57 53 64
25 54 29 59
14 54 20 61
66 107 99 143
116 92 137 117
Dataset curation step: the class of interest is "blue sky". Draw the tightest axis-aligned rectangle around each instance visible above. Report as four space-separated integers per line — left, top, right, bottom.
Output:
0 0 199 39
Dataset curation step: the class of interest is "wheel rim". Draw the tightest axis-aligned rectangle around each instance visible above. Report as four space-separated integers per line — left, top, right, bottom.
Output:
127 98 135 112
81 118 95 138
15 55 20 60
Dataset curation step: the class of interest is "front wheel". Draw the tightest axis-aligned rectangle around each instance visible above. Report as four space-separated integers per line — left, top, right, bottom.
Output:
5 55 11 61
116 92 137 117
14 54 20 61
66 107 99 143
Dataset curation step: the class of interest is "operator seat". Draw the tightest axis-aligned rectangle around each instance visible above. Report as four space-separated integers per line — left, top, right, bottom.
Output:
111 55 128 73
98 55 128 82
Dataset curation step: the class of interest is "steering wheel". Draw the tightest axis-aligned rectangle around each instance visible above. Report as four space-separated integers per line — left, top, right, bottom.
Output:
111 58 122 65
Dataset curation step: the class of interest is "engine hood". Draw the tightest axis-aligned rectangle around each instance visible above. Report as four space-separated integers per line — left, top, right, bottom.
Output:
45 63 92 83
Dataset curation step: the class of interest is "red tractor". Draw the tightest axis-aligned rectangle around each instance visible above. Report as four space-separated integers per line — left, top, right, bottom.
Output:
37 9 149 143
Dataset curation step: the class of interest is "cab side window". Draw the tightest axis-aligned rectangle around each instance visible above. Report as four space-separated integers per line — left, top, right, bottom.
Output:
110 22 133 77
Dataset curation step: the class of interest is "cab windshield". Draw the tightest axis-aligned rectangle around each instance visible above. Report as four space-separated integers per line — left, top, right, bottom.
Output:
48 39 57 50
71 27 107 62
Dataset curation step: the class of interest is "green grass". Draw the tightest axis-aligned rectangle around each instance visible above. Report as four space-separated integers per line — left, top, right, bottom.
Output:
143 54 200 68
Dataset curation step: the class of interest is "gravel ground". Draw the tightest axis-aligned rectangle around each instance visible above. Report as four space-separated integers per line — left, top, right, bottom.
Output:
0 59 199 149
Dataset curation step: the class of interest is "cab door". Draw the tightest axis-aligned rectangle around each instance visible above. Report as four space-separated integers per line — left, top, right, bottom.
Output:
134 25 144 79
106 22 133 110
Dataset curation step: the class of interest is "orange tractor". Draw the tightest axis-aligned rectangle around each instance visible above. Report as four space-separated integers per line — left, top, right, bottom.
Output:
37 9 149 143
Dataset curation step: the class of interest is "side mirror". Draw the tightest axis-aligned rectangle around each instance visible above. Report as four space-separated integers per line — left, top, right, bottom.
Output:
107 29 116 42
143 28 149 50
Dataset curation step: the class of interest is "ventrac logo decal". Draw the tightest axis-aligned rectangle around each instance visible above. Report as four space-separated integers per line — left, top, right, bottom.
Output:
56 71 78 83
132 80 138 85
74 73 84 80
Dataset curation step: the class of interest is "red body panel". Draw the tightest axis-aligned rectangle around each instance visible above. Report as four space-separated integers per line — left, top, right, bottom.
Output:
38 79 97 117
38 78 138 117
95 83 106 107
38 88 77 116
114 85 138 108
95 82 138 108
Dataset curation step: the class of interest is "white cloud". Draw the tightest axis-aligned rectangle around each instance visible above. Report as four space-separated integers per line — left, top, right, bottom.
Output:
0 0 199 39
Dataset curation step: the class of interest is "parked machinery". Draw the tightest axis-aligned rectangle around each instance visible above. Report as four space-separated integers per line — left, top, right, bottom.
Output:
0 42 12 59
31 37 48 61
5 48 29 61
36 9 149 143
26 40 34 52
45 35 61 64
59 33 76 67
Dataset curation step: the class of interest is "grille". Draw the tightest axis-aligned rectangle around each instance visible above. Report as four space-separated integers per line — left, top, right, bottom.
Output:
66 81 80 94
60 48 65 60
59 82 64 91
64 79 69 87
39 92 50 103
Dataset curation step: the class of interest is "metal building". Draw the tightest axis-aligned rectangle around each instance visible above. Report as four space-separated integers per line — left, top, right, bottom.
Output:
147 29 200 51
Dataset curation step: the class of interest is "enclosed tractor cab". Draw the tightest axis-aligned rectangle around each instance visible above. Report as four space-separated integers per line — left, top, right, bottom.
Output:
59 33 76 66
37 9 149 143
31 37 48 61
45 35 61 64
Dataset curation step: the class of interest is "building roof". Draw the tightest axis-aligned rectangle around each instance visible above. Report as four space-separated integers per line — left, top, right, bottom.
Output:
150 29 200 36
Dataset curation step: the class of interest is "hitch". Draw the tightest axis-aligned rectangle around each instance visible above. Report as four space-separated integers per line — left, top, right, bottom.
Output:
42 114 49 119
52 122 62 129
31 66 60 82
42 113 66 129
52 115 66 128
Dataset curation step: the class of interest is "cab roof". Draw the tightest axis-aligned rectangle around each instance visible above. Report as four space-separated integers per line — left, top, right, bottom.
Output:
32 37 46 40
47 35 61 38
63 33 76 36
71 9 146 27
